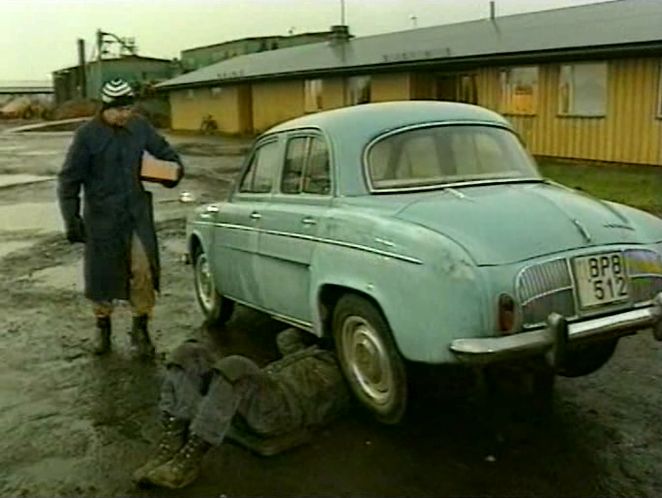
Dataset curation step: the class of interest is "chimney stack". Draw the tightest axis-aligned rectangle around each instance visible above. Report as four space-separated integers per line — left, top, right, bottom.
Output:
490 1 496 20
329 24 351 45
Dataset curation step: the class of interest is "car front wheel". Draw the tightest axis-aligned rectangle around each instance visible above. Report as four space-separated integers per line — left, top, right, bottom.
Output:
332 294 407 424
193 247 234 326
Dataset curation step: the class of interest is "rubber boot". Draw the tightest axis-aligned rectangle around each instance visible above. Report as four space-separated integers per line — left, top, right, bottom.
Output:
133 413 188 486
93 316 111 355
129 315 155 359
145 434 211 489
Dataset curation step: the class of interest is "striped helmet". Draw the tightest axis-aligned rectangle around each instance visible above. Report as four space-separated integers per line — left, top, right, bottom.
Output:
100 78 135 108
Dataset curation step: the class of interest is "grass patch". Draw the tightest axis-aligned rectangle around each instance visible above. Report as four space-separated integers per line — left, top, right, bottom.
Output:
538 159 662 216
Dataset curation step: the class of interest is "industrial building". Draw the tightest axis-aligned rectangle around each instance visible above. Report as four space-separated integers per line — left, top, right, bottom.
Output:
157 0 662 166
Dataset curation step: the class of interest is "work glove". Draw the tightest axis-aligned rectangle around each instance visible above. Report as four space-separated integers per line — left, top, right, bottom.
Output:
66 217 86 244
161 164 184 189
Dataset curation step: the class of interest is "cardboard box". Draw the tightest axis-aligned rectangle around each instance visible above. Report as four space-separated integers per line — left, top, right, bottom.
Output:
141 152 180 182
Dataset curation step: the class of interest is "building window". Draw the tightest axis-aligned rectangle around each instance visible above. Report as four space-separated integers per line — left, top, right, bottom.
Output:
211 87 222 98
559 62 607 117
185 89 195 100
499 66 538 115
346 76 371 105
304 79 323 113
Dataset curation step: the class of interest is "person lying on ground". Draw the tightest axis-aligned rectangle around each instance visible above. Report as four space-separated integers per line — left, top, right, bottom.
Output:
134 327 351 489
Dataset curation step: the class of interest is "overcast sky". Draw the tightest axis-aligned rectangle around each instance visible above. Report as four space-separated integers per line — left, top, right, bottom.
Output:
2 0 606 81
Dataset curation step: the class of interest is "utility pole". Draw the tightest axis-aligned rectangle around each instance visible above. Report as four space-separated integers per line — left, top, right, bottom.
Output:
340 0 346 25
77 38 87 98
96 29 104 98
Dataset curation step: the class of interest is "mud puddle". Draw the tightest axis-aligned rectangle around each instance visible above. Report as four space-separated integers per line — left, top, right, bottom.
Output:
0 202 61 232
0 240 34 259
0 174 54 188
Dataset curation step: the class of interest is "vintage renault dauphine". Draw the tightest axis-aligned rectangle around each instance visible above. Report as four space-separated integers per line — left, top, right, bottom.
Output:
186 101 662 423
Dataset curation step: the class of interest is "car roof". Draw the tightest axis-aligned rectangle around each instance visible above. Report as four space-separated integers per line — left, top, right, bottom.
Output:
266 101 510 137
263 101 514 197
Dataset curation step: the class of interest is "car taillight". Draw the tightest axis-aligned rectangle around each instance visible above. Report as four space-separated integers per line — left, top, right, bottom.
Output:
498 294 516 334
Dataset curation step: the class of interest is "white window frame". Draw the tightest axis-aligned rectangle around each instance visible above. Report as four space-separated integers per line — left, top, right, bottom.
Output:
499 66 539 116
185 89 195 100
210 87 222 98
304 79 323 113
558 62 608 118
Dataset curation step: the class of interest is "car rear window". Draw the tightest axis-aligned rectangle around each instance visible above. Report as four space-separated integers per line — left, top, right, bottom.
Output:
366 125 541 191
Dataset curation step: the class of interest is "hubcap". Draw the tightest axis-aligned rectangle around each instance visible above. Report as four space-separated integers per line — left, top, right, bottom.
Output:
195 253 215 312
342 316 393 407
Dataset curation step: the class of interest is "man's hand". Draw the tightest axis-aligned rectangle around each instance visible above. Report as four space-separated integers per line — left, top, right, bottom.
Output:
161 164 184 189
66 217 86 244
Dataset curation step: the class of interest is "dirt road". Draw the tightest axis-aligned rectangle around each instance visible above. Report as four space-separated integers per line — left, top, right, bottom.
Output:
1 123 661 497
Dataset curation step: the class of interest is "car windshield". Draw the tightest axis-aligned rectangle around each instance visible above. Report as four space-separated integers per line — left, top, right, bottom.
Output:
366 124 541 191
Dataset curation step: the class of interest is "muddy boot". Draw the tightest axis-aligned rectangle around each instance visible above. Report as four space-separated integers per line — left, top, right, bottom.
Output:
129 315 155 359
133 413 188 486
93 317 111 355
145 434 210 489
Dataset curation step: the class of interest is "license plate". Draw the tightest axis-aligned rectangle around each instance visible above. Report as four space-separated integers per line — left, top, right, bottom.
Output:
573 252 629 308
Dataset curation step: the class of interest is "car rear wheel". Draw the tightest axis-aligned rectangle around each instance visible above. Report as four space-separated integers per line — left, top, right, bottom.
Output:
193 247 234 326
332 294 407 424
557 339 618 377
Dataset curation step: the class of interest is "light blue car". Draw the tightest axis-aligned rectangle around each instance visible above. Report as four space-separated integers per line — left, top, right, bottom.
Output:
186 101 662 423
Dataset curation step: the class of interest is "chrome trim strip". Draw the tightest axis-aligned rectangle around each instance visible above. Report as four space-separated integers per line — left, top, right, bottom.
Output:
629 273 662 279
520 286 574 307
191 221 423 265
226 295 314 332
451 297 662 363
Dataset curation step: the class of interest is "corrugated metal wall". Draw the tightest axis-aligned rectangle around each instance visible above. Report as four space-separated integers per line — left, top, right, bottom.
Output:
476 57 662 166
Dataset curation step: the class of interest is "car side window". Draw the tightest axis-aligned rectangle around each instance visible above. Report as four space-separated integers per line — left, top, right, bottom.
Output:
281 137 308 194
303 137 331 195
239 140 280 194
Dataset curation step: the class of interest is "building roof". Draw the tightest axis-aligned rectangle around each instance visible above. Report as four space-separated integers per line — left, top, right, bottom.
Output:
53 55 173 75
181 30 335 55
158 0 662 89
0 80 53 94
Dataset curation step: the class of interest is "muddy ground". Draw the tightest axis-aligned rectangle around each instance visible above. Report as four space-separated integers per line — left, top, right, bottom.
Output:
1 122 661 497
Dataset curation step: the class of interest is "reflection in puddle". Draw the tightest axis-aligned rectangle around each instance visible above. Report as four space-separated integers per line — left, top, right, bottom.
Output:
32 261 82 290
0 240 34 259
0 202 61 232
0 174 54 188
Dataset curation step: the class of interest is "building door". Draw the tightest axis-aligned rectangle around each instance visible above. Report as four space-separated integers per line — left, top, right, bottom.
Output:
238 84 254 135
435 74 478 104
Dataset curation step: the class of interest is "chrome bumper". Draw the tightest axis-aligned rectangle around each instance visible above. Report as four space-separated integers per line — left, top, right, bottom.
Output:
450 293 662 365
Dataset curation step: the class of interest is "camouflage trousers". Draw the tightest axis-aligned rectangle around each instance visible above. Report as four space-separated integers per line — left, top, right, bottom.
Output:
159 341 298 446
92 232 155 318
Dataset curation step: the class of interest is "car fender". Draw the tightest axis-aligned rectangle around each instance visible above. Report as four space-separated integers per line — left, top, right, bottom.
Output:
309 221 490 364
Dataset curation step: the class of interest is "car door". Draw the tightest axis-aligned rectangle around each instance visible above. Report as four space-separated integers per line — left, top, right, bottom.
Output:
210 137 281 307
256 132 333 326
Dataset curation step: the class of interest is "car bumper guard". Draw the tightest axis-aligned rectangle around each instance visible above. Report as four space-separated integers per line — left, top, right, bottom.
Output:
450 293 662 366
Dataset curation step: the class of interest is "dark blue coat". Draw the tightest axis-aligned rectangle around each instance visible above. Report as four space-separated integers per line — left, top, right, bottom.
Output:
57 115 183 302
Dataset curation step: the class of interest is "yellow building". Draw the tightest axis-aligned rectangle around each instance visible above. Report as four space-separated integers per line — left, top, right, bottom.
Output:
158 2 662 166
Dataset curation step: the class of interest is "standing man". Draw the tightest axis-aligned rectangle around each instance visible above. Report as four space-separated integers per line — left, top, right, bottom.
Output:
57 78 184 358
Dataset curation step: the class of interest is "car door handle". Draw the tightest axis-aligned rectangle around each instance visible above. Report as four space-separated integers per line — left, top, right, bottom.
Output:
250 212 262 220
301 217 317 226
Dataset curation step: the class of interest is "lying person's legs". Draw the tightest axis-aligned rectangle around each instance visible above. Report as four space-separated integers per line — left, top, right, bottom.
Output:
145 355 268 489
134 340 215 484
